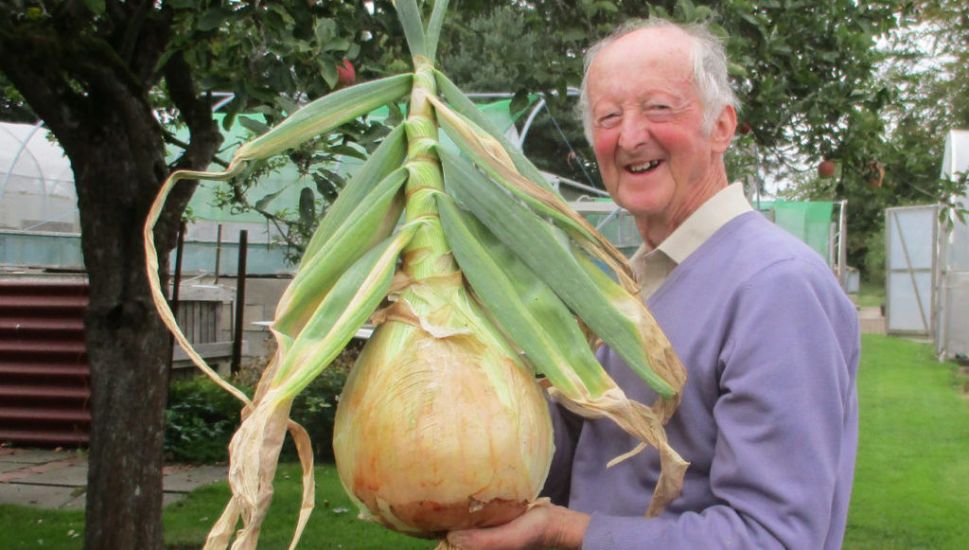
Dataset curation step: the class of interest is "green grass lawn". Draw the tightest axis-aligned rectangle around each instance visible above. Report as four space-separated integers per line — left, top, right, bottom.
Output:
162 465 434 550
0 506 85 549
844 334 969 549
0 464 434 550
2 334 967 549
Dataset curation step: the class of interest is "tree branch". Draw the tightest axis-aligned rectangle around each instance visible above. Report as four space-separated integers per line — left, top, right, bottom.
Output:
120 0 154 67
227 179 304 254
152 48 224 251
0 23 85 135
164 50 223 169
162 130 231 169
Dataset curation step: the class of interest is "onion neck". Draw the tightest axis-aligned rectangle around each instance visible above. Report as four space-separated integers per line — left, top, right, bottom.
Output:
401 56 457 282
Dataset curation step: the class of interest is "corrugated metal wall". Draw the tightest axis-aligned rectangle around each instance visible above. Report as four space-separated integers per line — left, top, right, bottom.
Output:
0 279 90 446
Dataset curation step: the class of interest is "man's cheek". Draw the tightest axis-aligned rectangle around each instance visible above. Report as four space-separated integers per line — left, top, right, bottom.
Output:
592 131 616 160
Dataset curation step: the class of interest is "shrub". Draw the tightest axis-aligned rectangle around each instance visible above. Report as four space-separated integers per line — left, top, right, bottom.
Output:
279 340 361 461
165 375 250 463
164 342 363 464
863 223 886 288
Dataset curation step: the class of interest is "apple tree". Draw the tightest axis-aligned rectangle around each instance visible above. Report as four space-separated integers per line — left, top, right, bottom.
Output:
0 1 401 548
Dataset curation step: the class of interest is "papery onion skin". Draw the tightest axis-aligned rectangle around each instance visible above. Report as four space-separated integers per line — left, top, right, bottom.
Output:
332 317 554 536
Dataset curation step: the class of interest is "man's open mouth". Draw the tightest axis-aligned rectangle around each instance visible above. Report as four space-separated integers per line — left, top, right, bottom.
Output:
627 160 662 174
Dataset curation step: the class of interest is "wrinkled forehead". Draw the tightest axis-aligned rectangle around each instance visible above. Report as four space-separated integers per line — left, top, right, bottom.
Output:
589 27 696 85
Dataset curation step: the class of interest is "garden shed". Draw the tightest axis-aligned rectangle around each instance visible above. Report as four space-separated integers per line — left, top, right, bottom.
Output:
935 129 969 359
883 129 969 358
884 203 939 337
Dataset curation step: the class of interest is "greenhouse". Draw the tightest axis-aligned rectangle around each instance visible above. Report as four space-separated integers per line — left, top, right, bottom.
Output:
0 121 84 268
936 129 969 359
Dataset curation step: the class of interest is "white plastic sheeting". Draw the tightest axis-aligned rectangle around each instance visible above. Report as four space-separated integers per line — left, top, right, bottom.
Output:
940 129 969 179
0 122 79 233
935 129 969 359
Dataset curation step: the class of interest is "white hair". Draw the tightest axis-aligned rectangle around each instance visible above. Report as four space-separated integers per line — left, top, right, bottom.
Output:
577 18 740 143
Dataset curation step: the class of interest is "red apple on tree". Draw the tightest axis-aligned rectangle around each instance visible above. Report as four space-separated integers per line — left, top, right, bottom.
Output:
818 159 836 178
738 121 752 135
336 59 356 88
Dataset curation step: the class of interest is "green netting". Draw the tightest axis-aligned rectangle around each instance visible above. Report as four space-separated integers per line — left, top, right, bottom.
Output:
172 99 527 224
756 200 834 259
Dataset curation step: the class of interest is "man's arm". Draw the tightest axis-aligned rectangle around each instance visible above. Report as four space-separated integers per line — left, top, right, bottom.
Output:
584 259 859 549
449 258 860 549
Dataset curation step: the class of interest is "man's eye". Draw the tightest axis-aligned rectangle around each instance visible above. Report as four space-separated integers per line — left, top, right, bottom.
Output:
597 113 620 127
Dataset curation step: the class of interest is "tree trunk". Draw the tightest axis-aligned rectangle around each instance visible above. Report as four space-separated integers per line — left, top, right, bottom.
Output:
1 6 222 549
65 102 219 550
1 24 176 549
64 109 173 548
82 220 172 549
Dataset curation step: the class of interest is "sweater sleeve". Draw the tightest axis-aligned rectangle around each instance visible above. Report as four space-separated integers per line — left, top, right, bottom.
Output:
583 258 860 549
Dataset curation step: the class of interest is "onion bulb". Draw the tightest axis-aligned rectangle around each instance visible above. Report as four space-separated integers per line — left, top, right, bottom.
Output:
333 275 553 536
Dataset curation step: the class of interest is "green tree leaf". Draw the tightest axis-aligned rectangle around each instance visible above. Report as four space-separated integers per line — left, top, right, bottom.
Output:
237 116 270 136
83 0 105 16
298 187 316 227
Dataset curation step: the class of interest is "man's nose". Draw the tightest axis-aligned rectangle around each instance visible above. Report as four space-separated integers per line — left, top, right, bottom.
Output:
616 112 651 151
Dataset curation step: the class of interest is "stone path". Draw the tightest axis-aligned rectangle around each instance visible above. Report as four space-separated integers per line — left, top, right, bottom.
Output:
0 447 226 510
857 306 886 335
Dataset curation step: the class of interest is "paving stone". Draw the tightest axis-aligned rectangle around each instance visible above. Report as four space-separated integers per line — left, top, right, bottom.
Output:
0 482 82 510
0 448 227 511
0 448 75 465
20 463 87 487
60 489 87 510
0 462 29 474
860 317 886 334
857 307 886 335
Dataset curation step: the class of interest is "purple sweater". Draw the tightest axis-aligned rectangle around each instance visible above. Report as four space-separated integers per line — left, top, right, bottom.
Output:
543 211 860 549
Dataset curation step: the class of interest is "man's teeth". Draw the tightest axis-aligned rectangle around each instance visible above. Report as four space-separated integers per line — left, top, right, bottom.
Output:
629 160 660 173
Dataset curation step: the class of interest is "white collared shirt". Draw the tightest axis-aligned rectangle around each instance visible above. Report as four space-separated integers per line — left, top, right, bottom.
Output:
630 182 753 298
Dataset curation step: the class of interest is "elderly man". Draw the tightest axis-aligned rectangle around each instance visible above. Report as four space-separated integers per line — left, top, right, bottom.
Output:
447 17 860 550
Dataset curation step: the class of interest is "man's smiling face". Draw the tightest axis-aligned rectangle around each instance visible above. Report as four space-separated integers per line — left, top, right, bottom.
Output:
587 26 732 244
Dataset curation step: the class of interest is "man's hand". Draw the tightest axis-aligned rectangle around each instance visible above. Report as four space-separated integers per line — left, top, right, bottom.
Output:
445 501 590 550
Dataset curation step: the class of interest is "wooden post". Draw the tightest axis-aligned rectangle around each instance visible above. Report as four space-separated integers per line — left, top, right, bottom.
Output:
231 230 248 374
168 221 186 370
214 224 223 284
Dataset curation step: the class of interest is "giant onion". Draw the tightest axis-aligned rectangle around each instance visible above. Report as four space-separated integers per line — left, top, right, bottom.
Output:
144 1 688 548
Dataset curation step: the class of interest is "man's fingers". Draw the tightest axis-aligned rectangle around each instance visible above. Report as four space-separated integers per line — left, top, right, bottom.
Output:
445 507 549 550
443 503 588 550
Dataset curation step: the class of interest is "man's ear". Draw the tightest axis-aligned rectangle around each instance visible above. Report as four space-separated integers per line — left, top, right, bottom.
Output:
710 104 737 154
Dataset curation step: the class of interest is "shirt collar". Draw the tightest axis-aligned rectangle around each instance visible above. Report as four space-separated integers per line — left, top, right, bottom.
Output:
631 182 752 267
657 182 752 264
